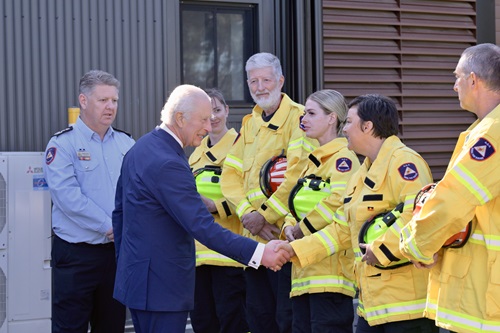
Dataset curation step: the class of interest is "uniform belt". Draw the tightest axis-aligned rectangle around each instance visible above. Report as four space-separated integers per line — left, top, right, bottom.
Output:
55 234 114 248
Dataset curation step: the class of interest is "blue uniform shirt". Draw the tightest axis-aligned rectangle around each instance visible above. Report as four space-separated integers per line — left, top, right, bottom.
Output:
45 117 135 244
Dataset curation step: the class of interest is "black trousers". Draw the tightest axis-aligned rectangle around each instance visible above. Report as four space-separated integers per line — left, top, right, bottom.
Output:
245 262 293 333
356 316 439 333
292 292 354 333
51 235 126 333
190 265 248 333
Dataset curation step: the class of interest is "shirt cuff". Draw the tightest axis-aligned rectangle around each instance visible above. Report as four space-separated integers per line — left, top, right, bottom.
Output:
248 243 265 269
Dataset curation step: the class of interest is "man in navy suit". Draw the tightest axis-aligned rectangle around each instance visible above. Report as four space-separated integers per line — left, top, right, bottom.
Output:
113 84 290 333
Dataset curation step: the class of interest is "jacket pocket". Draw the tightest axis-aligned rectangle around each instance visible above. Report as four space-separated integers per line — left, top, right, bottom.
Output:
486 258 500 318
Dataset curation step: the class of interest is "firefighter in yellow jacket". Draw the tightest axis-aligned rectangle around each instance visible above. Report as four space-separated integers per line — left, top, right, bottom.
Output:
188 89 248 333
400 44 500 333
276 94 439 332
281 90 360 332
221 52 316 333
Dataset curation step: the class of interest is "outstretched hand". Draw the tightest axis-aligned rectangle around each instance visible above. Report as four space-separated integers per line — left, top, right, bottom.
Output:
262 240 291 271
274 240 296 259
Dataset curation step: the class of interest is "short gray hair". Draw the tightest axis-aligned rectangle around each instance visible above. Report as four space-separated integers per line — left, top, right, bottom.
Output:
245 52 283 81
79 70 120 96
460 43 500 92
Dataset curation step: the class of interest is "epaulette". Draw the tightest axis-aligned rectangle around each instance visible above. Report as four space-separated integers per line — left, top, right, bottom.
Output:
113 127 132 138
52 126 73 137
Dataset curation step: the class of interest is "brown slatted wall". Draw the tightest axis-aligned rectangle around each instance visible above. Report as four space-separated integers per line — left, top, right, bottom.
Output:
322 0 478 180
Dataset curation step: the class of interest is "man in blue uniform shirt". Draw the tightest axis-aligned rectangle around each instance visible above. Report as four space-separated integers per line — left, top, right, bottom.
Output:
112 84 291 333
44 70 135 333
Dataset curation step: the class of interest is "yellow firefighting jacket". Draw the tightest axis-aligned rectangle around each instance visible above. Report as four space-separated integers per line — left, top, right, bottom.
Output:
221 93 317 242
282 138 359 298
400 104 500 333
189 129 244 268
290 136 433 326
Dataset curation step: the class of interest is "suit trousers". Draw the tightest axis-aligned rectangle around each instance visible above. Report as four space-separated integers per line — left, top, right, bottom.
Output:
245 262 293 333
190 265 249 333
130 308 188 333
292 292 354 333
51 235 126 333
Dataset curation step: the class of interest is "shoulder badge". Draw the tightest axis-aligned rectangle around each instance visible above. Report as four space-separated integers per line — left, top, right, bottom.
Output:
336 157 352 173
52 126 73 137
398 162 419 181
45 147 57 165
113 127 132 137
470 137 495 161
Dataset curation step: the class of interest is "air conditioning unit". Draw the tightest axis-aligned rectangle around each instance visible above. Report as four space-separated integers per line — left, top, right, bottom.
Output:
0 152 51 333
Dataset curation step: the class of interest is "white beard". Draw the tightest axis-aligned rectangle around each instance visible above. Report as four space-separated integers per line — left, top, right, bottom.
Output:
251 88 282 111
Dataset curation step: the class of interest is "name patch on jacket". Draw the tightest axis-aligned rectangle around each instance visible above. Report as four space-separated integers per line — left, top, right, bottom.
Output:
336 158 352 172
398 162 419 181
470 137 495 161
45 147 57 165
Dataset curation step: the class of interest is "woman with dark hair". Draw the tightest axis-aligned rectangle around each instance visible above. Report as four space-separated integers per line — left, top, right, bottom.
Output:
278 94 438 333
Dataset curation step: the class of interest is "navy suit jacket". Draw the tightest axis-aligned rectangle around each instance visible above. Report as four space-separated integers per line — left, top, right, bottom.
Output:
113 127 258 311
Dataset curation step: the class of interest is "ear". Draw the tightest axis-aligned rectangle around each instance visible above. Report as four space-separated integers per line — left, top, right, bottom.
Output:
78 93 87 110
363 121 373 133
329 113 337 125
278 75 285 90
175 112 184 127
469 71 477 87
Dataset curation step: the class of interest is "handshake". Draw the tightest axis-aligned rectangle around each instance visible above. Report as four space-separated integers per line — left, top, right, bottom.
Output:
261 240 296 271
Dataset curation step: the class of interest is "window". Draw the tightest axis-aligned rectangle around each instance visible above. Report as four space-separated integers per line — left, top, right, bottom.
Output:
180 2 257 103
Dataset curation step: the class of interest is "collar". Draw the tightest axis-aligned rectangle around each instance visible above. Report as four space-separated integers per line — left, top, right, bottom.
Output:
159 123 183 147
310 137 348 164
75 117 113 142
361 135 404 191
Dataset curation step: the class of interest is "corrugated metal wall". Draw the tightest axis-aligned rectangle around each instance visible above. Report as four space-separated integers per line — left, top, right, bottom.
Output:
322 0 478 180
0 0 177 151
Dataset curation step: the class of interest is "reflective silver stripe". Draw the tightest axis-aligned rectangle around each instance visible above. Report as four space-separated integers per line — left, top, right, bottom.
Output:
430 303 500 332
314 229 338 256
354 248 363 260
332 210 348 226
224 154 243 171
247 188 265 202
316 201 334 221
329 181 346 192
236 201 252 217
404 195 416 211
291 276 356 292
451 164 491 204
470 231 500 251
364 299 426 321
388 218 404 237
266 195 288 215
400 227 429 262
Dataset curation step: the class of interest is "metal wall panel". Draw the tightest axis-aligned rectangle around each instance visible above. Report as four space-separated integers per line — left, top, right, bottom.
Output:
322 0 478 180
0 0 275 152
0 0 171 151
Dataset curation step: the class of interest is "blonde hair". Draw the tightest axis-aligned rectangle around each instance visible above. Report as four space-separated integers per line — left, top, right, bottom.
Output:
307 89 347 136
